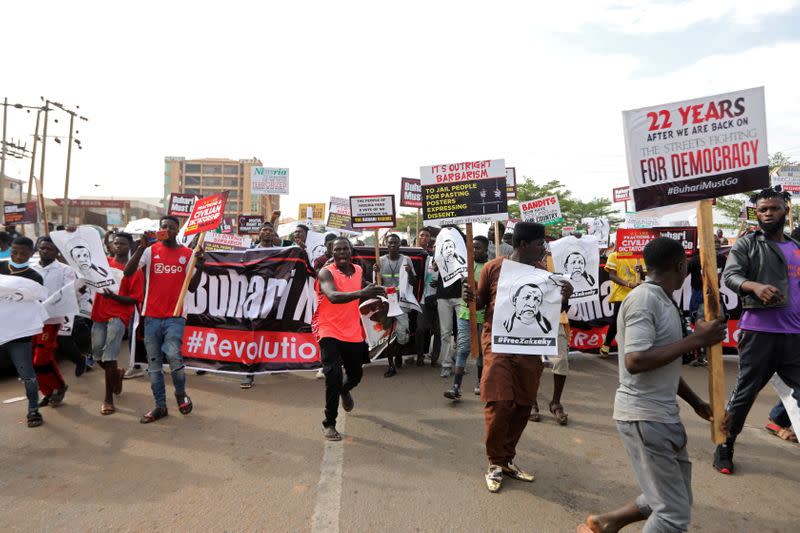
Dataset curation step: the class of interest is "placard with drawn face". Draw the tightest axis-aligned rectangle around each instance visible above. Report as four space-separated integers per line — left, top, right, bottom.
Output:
51 227 118 290
434 227 468 288
550 235 600 304
582 217 610 247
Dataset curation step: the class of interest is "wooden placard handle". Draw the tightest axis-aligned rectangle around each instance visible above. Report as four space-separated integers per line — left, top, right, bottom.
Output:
373 230 381 286
173 231 206 317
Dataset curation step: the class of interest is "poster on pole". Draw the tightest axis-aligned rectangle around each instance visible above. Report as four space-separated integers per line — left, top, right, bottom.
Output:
298 203 326 225
434 227 468 288
51 227 119 290
622 87 769 211
490 260 563 356
582 217 610 247
251 167 289 195
612 186 631 203
420 158 508 225
506 167 517 199
550 235 600 304
3 202 38 225
520 195 563 225
185 192 228 237
400 178 422 208
168 194 197 217
238 215 264 235
326 196 359 235
772 165 800 193
616 227 698 259
349 195 396 229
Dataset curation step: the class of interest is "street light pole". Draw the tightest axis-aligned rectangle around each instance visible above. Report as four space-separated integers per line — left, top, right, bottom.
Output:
1 97 7 214
26 108 41 205
38 103 50 235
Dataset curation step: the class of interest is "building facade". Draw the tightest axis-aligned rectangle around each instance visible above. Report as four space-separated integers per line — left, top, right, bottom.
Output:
163 156 279 226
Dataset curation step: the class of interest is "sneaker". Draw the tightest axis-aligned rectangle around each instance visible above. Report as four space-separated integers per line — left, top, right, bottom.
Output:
713 443 735 475
474 385 480 396
443 385 461 401
74 356 86 377
323 425 342 441
440 367 452 378
49 385 68 407
341 390 354 412
124 366 145 379
240 375 254 389
85 355 95 369
485 464 503 493
315 368 325 380
502 461 535 482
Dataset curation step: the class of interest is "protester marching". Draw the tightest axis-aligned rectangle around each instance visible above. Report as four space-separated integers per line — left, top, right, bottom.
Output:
1 86 799 532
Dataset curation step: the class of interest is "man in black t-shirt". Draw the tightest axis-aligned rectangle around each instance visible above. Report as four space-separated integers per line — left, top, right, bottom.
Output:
0 237 45 427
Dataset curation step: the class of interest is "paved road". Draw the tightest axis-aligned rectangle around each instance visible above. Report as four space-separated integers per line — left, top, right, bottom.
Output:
0 350 797 532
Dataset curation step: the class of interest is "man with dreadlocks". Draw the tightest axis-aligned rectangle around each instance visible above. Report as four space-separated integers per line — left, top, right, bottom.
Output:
713 186 800 475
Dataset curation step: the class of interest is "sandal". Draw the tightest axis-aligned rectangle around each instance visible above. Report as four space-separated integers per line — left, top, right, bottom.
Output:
27 410 43 428
529 402 541 422
176 393 193 415
599 345 610 359
114 369 125 395
777 427 798 443
140 406 168 424
549 401 569 426
101 403 115 415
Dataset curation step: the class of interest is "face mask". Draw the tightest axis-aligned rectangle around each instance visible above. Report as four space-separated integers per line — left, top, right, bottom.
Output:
10 260 30 269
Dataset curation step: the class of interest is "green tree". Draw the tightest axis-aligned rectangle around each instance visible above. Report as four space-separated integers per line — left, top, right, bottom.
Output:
510 177 623 236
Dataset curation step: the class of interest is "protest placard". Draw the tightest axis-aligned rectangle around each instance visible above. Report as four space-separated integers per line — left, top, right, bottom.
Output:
204 231 252 252
772 165 800 193
218 217 234 234
168 193 197 217
298 203 326 224
551 235 600 304
238 215 264 235
623 212 660 228
616 227 698 259
326 196 359 234
582 217 610 247
185 192 228 236
506 167 517 199
400 177 422 208
51 227 118 290
612 186 630 203
520 195 563 225
420 158 507 225
622 87 769 210
350 195 396 229
251 167 289 195
3 201 37 225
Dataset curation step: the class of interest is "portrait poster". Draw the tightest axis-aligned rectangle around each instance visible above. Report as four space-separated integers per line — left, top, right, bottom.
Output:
434 227 468 288
582 217 610 247
305 231 336 266
550 235 600 305
491 260 562 356
51 227 118 290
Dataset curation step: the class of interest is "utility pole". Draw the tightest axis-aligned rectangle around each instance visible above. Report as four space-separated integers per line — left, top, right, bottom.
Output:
38 103 50 235
62 111 75 224
1 97 7 215
26 109 41 204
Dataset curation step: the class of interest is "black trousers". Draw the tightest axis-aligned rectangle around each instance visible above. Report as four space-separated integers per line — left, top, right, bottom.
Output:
726 330 800 440
604 301 622 347
416 298 441 360
320 337 366 428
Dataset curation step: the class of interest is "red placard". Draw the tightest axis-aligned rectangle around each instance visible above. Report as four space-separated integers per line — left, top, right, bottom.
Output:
616 226 698 258
400 177 422 208
3 202 38 225
184 193 228 236
168 193 197 217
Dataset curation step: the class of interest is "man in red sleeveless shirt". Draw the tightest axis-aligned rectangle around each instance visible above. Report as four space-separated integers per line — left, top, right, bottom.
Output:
124 216 204 424
315 237 384 441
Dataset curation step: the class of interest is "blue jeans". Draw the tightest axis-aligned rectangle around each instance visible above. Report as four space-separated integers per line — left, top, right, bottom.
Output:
1 340 39 411
455 317 483 370
769 400 791 428
91 318 126 362
143 317 187 408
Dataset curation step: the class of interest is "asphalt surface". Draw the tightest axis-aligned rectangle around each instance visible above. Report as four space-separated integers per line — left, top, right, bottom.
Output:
0 349 797 532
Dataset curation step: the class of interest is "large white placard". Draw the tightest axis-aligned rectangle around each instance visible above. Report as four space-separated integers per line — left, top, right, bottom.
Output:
491 260 563 356
349 195 396 229
550 235 600 305
420 158 508 225
51 227 118 290
434 227 468 288
251 167 290 195
622 87 769 210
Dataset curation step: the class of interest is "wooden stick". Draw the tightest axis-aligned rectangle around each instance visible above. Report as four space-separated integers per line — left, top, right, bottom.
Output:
373 229 381 285
465 223 479 358
493 220 501 255
697 199 726 444
173 231 206 317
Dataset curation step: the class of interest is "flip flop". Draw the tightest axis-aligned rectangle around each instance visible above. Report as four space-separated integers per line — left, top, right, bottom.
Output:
550 401 569 426
765 421 782 435
101 403 115 415
777 428 798 442
529 403 541 422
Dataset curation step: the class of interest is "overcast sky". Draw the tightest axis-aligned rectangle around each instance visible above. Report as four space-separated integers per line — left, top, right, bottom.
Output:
2 0 799 219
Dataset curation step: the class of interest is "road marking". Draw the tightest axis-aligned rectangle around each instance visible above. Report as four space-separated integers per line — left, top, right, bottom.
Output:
311 416 345 533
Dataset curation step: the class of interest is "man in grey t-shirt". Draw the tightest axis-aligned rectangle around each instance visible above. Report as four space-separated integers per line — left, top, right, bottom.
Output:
578 238 725 533
376 234 416 377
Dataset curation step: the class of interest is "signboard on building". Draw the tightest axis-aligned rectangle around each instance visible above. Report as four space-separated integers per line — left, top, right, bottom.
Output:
54 199 130 208
251 167 290 195
622 86 769 210
400 177 422 208
420 158 508 225
238 215 264 235
349 195 396 229
3 201 37 225
168 193 197 217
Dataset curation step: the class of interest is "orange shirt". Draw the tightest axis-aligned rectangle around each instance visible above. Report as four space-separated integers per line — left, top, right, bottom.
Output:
314 263 365 343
